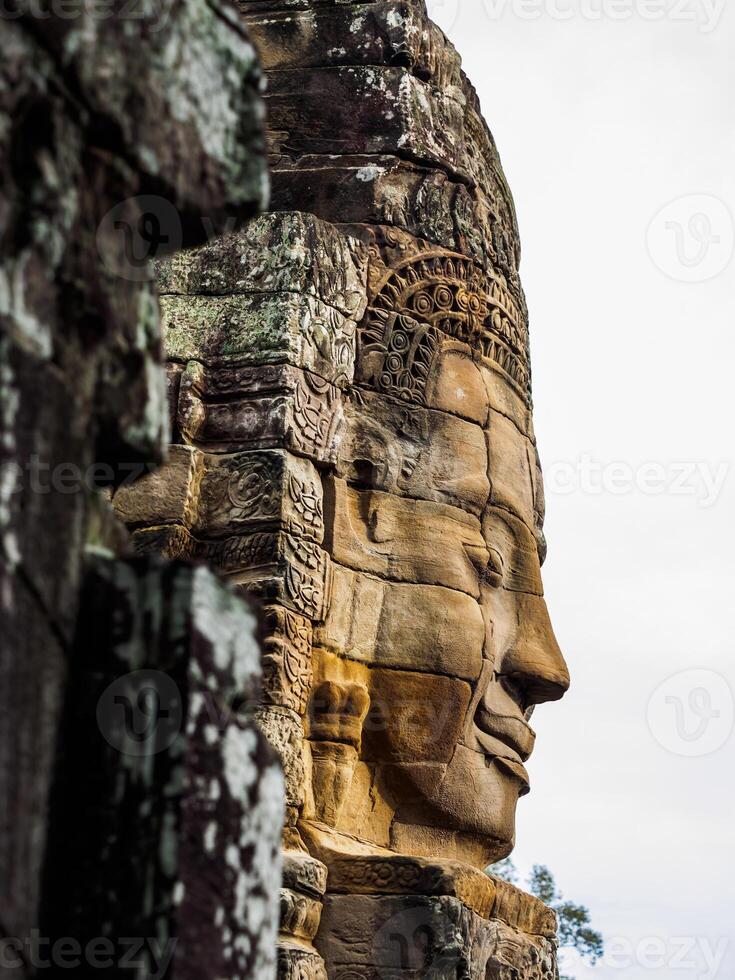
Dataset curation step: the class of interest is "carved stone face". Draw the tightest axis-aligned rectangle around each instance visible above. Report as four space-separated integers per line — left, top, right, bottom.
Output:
306 242 570 869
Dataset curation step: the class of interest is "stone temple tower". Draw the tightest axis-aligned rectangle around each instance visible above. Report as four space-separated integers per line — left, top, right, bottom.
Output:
115 1 570 976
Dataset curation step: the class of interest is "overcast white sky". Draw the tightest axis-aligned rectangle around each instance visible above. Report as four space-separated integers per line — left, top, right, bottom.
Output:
433 2 735 978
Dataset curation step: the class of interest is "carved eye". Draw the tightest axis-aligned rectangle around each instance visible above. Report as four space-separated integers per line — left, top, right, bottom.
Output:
485 548 504 588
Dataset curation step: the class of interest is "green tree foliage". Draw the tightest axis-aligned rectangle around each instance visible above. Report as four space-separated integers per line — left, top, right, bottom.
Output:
488 860 603 979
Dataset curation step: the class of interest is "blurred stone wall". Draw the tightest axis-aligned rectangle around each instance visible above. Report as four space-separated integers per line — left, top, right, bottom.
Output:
0 4 281 977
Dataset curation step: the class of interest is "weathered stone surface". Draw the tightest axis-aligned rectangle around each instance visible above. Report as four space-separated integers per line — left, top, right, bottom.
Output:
278 848 330 978
261 605 314 715
332 761 396 847
175 361 345 464
134 525 332 622
163 291 359 387
264 67 466 175
339 387 490 514
114 444 201 530
116 447 324 543
317 893 557 979
299 834 498 921
324 478 488 596
159 212 367 320
0 1 271 961
307 740 362 828
272 158 508 273
0 579 66 943
42 558 282 980
315 564 485 681
245 1 462 84
12 0 268 222
483 507 545 598
479 361 533 439
243 2 524 288
256 705 306 812
362 668 472 765
486 411 540 531
278 944 328 980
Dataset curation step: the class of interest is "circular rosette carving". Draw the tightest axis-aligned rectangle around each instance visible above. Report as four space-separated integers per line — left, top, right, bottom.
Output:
226 457 279 521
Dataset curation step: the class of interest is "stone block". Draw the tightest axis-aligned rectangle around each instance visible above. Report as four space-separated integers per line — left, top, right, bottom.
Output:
277 944 328 980
307 741 362 827
322 853 496 918
158 211 367 321
315 564 484 682
115 447 324 544
316 892 557 979
264 67 466 177
479 360 533 438
176 361 344 465
271 158 500 272
256 705 305 811
199 450 324 543
486 411 539 531
424 344 490 425
261 605 313 715
333 761 394 847
17 0 268 222
324 478 488 597
0 579 67 943
133 526 332 622
114 444 200 530
482 507 544 597
362 668 472 765
315 564 383 664
162 291 358 387
244 1 462 87
339 387 489 514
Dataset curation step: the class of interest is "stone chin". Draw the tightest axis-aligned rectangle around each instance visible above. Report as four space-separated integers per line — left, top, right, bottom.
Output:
380 749 529 868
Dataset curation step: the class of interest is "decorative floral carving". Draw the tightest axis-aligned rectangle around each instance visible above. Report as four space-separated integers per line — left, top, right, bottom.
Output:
261 606 313 715
226 455 280 521
288 473 323 539
360 250 531 401
290 371 344 462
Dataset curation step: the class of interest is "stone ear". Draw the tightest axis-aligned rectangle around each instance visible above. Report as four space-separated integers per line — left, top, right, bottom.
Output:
305 681 371 830
307 680 371 749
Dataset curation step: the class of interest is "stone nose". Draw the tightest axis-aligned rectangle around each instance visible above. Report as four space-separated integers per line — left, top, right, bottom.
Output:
499 592 570 706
